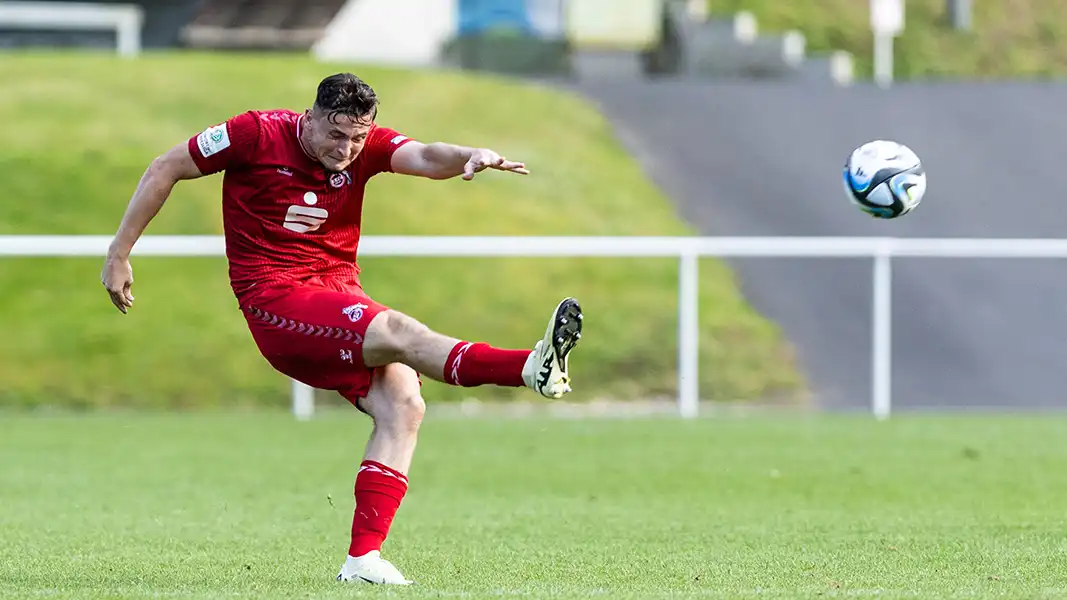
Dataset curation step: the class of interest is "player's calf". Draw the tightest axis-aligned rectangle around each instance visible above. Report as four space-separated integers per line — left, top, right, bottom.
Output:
363 310 529 386
360 299 583 398
362 311 450 369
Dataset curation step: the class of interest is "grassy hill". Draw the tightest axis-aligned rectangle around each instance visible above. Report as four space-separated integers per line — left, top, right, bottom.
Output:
710 0 1067 79
0 51 803 410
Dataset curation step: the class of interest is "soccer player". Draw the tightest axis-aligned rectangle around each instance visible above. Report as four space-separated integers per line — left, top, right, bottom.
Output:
99 73 583 585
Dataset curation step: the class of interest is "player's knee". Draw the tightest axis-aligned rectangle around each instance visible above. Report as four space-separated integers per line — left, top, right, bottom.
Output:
365 310 430 364
366 363 425 434
369 390 424 435
390 390 425 434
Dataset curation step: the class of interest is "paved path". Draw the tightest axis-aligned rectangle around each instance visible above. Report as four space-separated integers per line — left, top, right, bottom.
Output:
574 80 1067 410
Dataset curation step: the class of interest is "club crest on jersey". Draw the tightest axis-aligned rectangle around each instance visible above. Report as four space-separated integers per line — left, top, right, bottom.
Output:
329 171 352 188
342 303 369 323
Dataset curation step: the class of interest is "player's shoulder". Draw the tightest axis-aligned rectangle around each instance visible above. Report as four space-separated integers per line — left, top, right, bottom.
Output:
368 123 412 148
251 108 301 122
196 108 297 146
245 109 301 135
236 109 301 161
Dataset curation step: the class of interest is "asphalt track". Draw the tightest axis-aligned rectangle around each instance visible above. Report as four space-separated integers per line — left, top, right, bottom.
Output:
573 80 1067 411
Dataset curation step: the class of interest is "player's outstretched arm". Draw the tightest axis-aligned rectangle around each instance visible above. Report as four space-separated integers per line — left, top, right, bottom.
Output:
390 141 529 181
101 142 204 314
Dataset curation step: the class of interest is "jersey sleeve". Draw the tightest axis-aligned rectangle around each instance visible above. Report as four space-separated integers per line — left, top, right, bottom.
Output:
362 124 416 176
186 111 262 175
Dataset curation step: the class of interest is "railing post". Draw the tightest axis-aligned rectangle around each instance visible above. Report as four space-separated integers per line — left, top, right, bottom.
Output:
947 0 971 30
292 379 315 421
678 250 700 418
871 244 893 420
117 8 143 57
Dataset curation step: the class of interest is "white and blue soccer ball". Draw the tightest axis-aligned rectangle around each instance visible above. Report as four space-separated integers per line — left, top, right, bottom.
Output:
843 140 926 219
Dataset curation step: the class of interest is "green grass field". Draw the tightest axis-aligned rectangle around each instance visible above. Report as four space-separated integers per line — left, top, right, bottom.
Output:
3 411 1066 599
0 51 801 410
709 0 1067 79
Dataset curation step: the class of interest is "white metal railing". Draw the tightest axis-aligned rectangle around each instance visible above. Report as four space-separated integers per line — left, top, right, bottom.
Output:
7 234 1067 420
0 2 144 57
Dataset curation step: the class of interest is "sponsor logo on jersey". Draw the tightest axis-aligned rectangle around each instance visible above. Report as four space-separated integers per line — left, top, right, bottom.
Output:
390 135 408 145
283 205 329 233
196 124 231 157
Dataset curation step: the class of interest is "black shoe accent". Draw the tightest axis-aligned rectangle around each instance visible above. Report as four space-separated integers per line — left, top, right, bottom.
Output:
551 298 583 371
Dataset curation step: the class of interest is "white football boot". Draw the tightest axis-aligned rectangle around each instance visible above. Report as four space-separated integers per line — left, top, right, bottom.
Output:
336 550 412 585
522 297 583 399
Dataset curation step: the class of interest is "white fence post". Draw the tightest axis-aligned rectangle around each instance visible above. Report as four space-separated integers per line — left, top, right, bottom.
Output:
677 249 700 419
116 7 143 57
871 243 893 420
291 379 315 421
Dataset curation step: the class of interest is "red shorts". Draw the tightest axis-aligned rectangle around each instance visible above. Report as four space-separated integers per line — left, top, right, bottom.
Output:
240 276 391 406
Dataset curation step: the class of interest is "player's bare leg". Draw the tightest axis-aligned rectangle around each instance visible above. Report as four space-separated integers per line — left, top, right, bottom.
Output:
337 363 422 585
358 362 424 473
362 297 583 398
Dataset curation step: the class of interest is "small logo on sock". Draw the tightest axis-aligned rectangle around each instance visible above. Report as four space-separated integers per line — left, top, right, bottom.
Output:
448 342 473 385
359 462 409 483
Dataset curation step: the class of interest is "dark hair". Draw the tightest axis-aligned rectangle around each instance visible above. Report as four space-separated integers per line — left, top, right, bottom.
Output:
314 73 379 124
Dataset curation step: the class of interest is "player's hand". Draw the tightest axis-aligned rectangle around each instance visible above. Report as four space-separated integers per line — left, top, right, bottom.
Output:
462 149 529 181
101 252 135 314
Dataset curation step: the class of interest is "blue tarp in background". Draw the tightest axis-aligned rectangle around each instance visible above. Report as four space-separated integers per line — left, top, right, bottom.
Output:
457 0 563 38
458 0 531 34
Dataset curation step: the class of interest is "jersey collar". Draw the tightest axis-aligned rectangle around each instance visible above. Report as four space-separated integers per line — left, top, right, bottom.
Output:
294 114 319 164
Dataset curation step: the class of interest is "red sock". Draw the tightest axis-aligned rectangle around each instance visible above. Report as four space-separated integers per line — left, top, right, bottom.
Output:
349 460 409 557
444 342 529 387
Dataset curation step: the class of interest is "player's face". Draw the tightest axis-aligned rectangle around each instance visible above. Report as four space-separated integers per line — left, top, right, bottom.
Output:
305 111 374 171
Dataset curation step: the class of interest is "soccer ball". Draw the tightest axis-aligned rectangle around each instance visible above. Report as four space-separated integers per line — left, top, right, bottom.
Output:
843 140 926 219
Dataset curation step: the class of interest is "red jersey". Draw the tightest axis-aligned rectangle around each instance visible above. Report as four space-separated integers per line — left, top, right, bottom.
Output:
186 109 415 306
